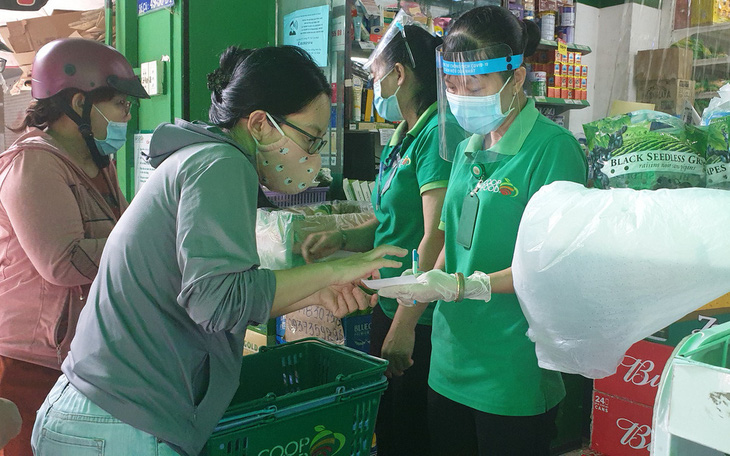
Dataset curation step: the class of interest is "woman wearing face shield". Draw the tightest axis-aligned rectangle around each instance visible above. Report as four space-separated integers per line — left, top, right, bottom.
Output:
301 21 453 456
30 45 406 456
0 38 147 456
378 6 588 456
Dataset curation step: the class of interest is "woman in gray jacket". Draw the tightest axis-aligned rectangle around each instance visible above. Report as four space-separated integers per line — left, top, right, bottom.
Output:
32 46 405 456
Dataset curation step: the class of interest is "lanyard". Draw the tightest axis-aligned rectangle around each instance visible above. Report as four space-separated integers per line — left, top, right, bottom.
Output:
376 143 402 210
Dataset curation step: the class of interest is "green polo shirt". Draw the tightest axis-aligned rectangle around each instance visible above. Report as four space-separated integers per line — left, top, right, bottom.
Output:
371 102 453 325
431 99 588 415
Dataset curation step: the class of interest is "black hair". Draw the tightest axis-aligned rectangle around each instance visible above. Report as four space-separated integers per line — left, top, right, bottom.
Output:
375 25 443 117
8 87 117 133
444 6 540 81
208 46 332 129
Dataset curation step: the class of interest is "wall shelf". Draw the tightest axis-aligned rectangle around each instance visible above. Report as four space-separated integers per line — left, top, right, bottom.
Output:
537 39 592 55
693 56 730 79
696 91 719 99
532 96 590 108
672 22 730 49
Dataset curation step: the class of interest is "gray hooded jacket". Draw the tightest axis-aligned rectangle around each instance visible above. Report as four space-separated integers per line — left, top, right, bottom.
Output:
63 119 276 456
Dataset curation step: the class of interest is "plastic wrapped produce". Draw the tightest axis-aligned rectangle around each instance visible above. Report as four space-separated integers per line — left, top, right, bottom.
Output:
705 116 730 190
512 181 730 378
256 200 374 270
256 201 374 345
583 110 706 190
701 83 730 126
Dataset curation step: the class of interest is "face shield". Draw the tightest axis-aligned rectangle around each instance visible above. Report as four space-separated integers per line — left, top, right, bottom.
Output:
363 9 416 72
437 43 524 163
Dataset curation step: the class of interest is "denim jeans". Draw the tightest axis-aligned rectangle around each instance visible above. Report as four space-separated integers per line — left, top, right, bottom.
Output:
31 375 179 456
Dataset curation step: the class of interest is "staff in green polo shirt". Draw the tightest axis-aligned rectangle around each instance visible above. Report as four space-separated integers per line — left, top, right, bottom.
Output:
379 6 588 456
302 16 456 456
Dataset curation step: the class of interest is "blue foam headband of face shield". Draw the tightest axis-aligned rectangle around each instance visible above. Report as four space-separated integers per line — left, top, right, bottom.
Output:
439 54 524 75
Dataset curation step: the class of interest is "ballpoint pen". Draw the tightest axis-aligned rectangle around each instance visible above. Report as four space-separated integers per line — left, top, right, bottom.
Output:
411 249 419 305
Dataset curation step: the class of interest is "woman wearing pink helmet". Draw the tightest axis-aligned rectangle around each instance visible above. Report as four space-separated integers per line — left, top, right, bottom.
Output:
0 38 149 456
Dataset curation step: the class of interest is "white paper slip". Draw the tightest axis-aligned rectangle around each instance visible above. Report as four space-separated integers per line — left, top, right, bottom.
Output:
361 275 418 290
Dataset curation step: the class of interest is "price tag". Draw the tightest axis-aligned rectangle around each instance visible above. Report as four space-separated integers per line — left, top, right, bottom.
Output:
557 39 568 60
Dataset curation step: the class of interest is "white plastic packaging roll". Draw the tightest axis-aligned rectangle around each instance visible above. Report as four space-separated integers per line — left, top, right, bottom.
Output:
512 181 730 378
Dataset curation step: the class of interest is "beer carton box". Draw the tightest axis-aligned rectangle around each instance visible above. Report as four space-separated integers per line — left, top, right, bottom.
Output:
561 88 570 99
634 48 692 82
646 308 730 347
243 328 276 355
635 79 695 116
594 340 674 406
591 391 653 455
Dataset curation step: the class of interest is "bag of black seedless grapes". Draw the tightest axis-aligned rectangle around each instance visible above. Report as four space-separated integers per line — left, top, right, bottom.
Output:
583 110 706 190
705 115 730 190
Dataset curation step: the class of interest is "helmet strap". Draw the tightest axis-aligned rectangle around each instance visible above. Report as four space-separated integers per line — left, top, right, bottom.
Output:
60 96 110 169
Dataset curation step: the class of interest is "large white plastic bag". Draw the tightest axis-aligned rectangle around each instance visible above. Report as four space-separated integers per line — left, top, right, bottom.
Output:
512 181 730 378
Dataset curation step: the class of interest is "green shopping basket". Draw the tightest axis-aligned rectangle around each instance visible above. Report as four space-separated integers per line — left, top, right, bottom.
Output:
203 338 388 456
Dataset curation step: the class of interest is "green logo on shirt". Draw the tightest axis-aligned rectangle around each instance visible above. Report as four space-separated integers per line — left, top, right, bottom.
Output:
498 178 519 197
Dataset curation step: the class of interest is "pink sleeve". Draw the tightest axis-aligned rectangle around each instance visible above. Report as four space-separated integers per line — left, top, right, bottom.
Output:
0 151 105 286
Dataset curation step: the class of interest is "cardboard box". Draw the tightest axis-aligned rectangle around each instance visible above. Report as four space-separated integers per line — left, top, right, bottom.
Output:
575 52 582 65
582 65 588 77
285 305 344 344
568 52 575 64
635 79 695 116
341 313 372 353
548 86 559 98
699 291 730 311
561 88 569 98
646 309 730 347
567 77 574 89
591 391 653 455
634 48 693 82
0 11 84 54
561 76 568 88
594 340 674 406
243 328 276 355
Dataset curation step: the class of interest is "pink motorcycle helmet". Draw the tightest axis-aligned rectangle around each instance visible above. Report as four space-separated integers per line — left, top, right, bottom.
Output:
31 38 149 99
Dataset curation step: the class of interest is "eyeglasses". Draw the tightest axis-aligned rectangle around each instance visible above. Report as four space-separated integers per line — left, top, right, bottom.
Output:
268 113 328 155
113 98 133 116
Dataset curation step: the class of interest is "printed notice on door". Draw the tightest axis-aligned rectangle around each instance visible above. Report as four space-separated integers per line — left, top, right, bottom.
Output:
283 5 329 67
134 133 154 194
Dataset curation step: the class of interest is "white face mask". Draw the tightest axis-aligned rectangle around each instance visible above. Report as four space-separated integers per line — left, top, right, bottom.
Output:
446 76 515 135
254 112 321 194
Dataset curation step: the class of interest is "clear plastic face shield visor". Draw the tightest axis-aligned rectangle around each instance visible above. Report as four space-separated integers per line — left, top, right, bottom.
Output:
437 43 524 164
363 9 416 73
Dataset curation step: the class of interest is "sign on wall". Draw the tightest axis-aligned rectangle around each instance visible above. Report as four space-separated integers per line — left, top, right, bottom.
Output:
282 5 329 67
133 133 155 194
138 0 174 15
